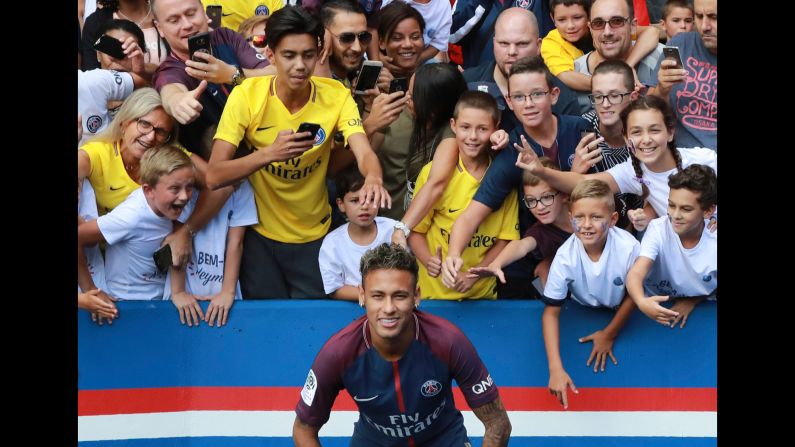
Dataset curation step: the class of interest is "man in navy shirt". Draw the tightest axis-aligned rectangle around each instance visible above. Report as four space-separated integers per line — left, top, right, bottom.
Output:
293 243 511 446
462 7 581 133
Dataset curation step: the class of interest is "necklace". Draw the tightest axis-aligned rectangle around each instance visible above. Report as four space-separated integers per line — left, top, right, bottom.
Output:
117 5 152 28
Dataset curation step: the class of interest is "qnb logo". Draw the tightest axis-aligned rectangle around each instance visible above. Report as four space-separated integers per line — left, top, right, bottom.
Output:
471 375 493 395
420 379 442 397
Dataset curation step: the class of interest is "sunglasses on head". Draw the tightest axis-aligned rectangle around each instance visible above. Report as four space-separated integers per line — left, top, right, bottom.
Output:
246 34 267 48
333 31 373 45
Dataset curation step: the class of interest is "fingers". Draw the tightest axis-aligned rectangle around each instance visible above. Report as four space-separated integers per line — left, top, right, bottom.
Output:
205 304 217 326
495 269 506 284
599 352 607 372
586 349 596 367
220 306 229 326
609 351 618 365
679 313 688 328
191 80 209 99
178 305 187 325
560 388 568 409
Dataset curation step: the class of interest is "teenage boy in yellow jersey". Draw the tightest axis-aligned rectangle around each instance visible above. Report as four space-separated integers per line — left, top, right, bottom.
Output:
408 92 519 300
207 6 391 299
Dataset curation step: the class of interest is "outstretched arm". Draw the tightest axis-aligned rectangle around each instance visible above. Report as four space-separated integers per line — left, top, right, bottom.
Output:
580 295 636 373
471 397 512 447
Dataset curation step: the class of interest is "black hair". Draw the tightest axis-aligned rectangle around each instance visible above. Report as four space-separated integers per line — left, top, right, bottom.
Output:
265 6 325 51
668 164 717 210
99 18 148 54
335 165 366 200
507 56 556 91
320 0 364 28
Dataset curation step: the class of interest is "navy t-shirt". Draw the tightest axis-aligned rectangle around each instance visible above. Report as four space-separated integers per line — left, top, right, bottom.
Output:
296 310 499 446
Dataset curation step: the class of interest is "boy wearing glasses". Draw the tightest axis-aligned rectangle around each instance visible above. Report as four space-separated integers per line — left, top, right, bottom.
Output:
442 56 587 298
466 157 572 293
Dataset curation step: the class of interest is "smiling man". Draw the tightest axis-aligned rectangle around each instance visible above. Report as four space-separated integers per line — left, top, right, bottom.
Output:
293 243 511 446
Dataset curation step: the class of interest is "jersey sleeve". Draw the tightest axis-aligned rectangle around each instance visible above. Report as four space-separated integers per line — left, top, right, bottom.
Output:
542 252 570 304
335 92 365 145
411 163 434 234
214 85 253 146
228 180 259 227
606 159 643 196
318 234 345 294
540 31 575 75
472 148 522 210
449 327 500 409
295 340 345 427
96 198 137 245
494 186 520 241
638 218 664 261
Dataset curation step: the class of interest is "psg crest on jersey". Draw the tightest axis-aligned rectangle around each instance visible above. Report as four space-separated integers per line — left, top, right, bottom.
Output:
256 5 270 15
420 379 442 397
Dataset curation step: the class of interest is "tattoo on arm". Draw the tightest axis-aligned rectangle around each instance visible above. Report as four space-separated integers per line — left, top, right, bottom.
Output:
471 397 512 447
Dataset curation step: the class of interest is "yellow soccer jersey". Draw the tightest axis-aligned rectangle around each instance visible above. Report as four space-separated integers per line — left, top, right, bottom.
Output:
201 0 283 32
215 75 365 243
413 157 520 300
81 140 141 215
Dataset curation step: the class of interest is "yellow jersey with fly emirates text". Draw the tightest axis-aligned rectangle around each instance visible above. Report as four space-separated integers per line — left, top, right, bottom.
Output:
214 75 365 243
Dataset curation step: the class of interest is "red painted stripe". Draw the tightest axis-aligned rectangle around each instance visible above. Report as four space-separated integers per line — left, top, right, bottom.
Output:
78 386 717 416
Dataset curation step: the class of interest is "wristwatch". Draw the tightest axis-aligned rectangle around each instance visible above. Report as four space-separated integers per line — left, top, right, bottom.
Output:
231 67 245 86
394 221 410 238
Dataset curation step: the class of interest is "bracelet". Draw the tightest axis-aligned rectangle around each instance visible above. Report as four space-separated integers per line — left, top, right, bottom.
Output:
184 222 197 238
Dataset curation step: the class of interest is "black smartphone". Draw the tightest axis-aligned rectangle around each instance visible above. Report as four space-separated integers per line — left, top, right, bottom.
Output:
188 32 212 62
153 244 173 273
389 77 409 94
580 125 596 142
206 5 222 29
353 60 383 94
296 122 321 141
662 46 683 69
94 34 126 60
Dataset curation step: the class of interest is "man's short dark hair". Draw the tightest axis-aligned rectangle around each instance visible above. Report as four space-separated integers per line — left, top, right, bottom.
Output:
335 165 366 200
360 243 419 287
320 0 364 28
265 5 325 51
508 56 556 91
668 164 717 210
591 0 634 20
549 0 592 17
453 91 501 125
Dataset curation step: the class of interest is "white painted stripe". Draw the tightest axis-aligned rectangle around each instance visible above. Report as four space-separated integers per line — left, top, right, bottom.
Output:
78 410 717 441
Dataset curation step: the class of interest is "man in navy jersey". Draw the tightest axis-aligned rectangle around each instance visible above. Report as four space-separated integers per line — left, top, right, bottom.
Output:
293 243 511 446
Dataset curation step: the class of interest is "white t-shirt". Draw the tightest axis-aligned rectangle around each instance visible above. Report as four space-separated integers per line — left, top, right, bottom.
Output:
79 180 107 292
318 216 398 294
163 181 258 300
640 216 717 298
78 69 134 146
97 188 187 300
606 147 717 217
381 0 452 51
544 227 640 308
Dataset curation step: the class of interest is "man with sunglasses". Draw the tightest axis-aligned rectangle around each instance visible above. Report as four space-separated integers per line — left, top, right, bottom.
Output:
317 0 372 87
151 0 274 161
573 0 664 94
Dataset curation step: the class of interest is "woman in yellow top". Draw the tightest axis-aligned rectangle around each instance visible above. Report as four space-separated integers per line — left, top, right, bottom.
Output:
78 87 208 215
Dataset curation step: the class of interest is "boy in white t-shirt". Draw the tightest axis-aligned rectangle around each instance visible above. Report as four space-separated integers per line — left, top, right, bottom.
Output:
78 146 195 315
540 179 640 409
627 164 717 328
78 179 117 322
319 167 398 301
164 180 258 327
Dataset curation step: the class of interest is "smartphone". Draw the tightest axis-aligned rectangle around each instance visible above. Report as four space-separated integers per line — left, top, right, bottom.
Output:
662 46 683 69
296 122 321 141
153 244 172 273
353 60 383 94
206 5 222 29
188 32 212 62
94 34 126 60
389 77 409 94
580 126 596 143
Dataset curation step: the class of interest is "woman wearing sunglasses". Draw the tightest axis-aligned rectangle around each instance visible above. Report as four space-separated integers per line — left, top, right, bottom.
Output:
238 15 269 57
78 88 209 216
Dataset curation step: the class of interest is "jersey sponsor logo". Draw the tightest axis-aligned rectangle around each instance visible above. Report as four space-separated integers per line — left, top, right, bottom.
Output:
352 394 379 402
109 185 124 191
255 5 270 15
313 128 327 146
87 115 103 133
420 380 442 397
300 369 317 406
471 374 493 395
347 118 363 127
613 276 624 286
440 228 496 249
363 399 447 438
264 156 323 181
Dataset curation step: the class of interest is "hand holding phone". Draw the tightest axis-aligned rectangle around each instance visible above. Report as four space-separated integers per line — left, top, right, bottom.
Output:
188 32 212 62
662 46 683 70
153 244 173 273
94 34 126 60
389 77 409 94
354 60 383 94
296 122 321 142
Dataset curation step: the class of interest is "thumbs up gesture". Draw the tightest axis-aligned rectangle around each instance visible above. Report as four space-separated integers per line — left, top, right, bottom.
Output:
170 80 207 125
426 246 443 278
